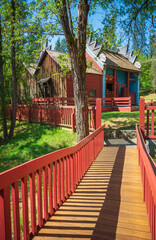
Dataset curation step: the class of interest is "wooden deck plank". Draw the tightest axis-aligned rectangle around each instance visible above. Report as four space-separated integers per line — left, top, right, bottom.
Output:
33 147 151 240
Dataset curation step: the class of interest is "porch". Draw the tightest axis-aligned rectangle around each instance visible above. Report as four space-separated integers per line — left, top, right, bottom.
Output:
105 70 139 106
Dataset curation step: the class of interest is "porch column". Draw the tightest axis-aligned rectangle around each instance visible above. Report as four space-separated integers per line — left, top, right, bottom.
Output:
136 74 140 106
113 70 116 97
127 72 130 97
102 69 106 98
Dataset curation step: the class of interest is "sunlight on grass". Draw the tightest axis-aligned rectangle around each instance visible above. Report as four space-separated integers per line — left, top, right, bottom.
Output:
0 121 77 173
101 111 140 129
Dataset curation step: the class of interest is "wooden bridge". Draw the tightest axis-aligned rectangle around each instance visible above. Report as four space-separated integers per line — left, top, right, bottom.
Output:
1 99 156 240
33 146 151 240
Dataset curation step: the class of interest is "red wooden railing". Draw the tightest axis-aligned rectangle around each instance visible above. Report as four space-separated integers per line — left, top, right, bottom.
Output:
8 105 96 132
101 97 131 112
0 125 104 240
32 97 132 111
136 125 156 240
140 98 156 139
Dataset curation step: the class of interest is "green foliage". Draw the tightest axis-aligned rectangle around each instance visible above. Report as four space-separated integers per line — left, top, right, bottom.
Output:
96 5 119 49
53 53 70 78
54 37 68 53
137 52 156 93
119 0 156 54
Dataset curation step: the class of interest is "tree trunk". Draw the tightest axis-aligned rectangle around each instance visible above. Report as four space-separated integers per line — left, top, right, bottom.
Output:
9 0 17 139
55 0 89 142
70 50 89 142
0 15 8 140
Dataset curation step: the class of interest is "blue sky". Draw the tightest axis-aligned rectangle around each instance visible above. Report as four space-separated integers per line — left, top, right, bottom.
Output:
49 6 106 49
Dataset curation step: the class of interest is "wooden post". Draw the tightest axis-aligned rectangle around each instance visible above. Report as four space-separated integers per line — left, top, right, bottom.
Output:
96 98 101 129
54 108 57 128
71 108 75 132
113 70 116 97
40 108 42 125
0 188 12 240
139 98 145 137
127 72 130 97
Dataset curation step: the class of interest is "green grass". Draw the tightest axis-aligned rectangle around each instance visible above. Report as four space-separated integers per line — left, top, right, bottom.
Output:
101 111 140 129
0 121 77 173
140 93 156 101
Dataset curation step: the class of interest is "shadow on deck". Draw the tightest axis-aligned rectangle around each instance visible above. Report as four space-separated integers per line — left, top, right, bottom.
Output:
33 147 151 240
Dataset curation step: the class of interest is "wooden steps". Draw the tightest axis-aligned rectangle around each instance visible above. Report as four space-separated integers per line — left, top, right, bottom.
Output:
33 147 151 240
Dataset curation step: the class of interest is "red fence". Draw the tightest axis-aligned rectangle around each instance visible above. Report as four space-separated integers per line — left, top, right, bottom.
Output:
0 125 104 240
140 98 156 139
8 105 96 132
136 125 156 240
101 97 131 112
32 97 132 112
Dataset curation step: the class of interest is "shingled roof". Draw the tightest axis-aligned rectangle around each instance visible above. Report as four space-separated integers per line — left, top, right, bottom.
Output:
36 49 102 75
101 49 140 72
86 38 141 72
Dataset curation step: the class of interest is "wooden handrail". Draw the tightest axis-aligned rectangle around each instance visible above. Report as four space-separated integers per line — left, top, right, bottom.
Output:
136 125 156 240
0 125 104 240
139 98 156 139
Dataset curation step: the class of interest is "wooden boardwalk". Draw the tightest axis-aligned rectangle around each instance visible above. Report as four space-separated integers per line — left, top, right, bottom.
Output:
33 147 151 240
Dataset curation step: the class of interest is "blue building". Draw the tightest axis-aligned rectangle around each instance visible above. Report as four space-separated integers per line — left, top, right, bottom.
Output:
86 39 141 106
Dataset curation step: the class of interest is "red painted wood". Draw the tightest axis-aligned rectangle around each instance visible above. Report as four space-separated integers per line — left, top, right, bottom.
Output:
0 125 105 239
0 187 12 240
147 110 150 138
53 162 57 210
139 99 145 136
64 157 68 198
151 110 154 137
136 125 156 240
127 72 130 97
85 51 103 72
96 98 101 129
67 155 71 196
48 163 53 215
75 152 78 186
21 177 29 240
61 158 65 202
113 70 116 97
12 181 20 240
43 166 48 221
36 169 43 227
66 71 103 99
29 172 37 235
57 160 61 206
70 154 74 193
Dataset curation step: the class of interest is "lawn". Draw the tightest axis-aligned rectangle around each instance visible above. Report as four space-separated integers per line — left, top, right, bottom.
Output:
140 93 156 101
101 111 140 129
0 120 77 173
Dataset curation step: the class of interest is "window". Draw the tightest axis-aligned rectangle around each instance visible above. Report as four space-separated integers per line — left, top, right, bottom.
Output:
106 83 113 92
90 90 96 97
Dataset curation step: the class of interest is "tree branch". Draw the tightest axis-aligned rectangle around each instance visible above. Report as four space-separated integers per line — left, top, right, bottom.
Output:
66 0 74 35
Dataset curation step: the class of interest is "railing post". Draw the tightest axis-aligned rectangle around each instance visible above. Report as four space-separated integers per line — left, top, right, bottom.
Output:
54 108 57 128
96 98 101 129
139 98 145 137
111 97 114 110
0 187 12 240
71 108 75 132
40 107 42 125
129 96 131 112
